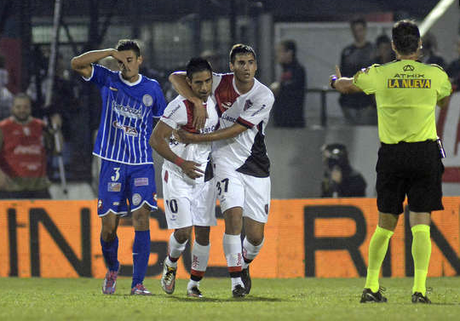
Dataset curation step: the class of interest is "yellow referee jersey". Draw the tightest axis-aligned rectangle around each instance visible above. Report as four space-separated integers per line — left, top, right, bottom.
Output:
353 60 452 144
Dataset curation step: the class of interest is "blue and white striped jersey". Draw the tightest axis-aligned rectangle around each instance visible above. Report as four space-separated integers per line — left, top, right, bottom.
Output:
85 64 166 165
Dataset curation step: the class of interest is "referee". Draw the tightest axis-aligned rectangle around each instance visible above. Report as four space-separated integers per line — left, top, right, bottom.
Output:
330 20 452 304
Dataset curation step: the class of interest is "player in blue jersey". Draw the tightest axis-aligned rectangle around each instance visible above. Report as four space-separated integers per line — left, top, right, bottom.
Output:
71 39 166 295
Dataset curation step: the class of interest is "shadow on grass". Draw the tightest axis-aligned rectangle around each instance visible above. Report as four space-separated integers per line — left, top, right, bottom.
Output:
166 295 285 303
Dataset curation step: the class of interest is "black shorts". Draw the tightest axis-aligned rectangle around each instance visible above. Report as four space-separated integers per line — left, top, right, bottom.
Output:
376 140 444 215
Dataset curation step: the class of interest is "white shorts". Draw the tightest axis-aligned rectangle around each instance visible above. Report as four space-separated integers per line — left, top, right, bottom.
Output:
162 168 217 229
214 166 271 223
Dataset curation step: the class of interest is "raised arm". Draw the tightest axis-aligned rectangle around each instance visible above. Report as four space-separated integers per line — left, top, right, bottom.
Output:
169 71 207 129
329 65 363 94
176 122 247 144
70 49 128 79
149 121 203 179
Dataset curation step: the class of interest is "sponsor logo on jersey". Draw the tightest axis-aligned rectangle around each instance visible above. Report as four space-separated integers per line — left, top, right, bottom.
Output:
222 102 233 109
13 145 41 155
113 121 139 137
142 94 153 107
112 101 143 119
113 202 120 206
200 125 216 134
221 114 237 123
134 177 149 186
387 79 431 89
132 193 142 206
162 104 181 119
251 104 266 117
243 99 253 111
403 65 415 71
108 182 122 192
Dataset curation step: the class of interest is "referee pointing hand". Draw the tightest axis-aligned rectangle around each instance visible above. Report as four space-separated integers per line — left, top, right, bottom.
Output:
330 20 452 304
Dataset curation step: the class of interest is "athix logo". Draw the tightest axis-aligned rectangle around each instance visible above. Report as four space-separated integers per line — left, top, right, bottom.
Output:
403 65 415 71
243 99 253 111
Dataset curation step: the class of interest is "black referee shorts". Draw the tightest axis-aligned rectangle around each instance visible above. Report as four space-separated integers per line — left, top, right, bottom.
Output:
376 140 444 215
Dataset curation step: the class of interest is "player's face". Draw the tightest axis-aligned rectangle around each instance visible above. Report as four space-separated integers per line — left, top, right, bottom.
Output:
230 53 257 84
117 50 143 80
276 45 291 64
351 23 366 43
11 97 32 123
187 70 212 101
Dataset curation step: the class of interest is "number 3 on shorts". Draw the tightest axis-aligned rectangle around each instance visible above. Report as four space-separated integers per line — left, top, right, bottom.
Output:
216 178 229 196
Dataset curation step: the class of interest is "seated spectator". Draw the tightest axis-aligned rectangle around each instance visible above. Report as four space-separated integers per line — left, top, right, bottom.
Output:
320 143 366 198
0 54 14 121
374 34 396 64
421 32 446 68
270 39 306 128
447 37 460 91
0 93 55 199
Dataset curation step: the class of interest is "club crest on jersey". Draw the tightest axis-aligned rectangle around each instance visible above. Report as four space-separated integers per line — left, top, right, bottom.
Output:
132 193 142 206
113 121 139 137
244 99 253 111
142 94 153 107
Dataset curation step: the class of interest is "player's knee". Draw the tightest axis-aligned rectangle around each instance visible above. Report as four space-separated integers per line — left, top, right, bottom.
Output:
195 228 210 246
174 228 192 243
132 211 150 230
246 234 264 246
101 228 117 242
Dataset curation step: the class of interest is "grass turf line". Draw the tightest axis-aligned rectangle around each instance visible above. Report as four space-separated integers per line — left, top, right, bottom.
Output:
1 277 459 320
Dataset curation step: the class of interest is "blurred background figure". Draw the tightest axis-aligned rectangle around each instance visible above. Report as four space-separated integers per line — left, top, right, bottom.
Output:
271 39 306 128
0 93 55 199
447 37 460 92
321 143 367 198
201 49 224 73
339 18 376 125
421 32 446 68
374 34 396 64
0 53 14 121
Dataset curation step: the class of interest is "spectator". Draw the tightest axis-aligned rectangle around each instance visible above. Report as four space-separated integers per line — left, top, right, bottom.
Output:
320 143 367 198
201 49 224 73
421 32 446 68
447 37 460 91
271 39 306 128
0 54 14 121
0 93 54 199
339 18 376 125
374 34 396 64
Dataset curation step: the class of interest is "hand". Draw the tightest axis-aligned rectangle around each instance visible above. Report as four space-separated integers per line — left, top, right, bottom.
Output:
269 82 281 96
180 160 204 179
329 65 342 88
173 129 198 144
330 166 342 184
191 97 208 130
111 50 130 71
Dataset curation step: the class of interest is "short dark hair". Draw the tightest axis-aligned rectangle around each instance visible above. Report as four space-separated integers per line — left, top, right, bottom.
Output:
376 34 391 47
280 39 297 57
350 18 367 29
116 39 141 57
229 44 256 64
186 57 213 80
13 93 31 105
392 20 420 55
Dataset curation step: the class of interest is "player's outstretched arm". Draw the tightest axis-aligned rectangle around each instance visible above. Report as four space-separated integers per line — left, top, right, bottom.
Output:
70 49 128 79
149 121 204 179
329 65 362 94
169 71 207 130
175 123 247 144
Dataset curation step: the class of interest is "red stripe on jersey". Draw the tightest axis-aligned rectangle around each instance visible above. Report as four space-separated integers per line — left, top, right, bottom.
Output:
181 100 200 133
215 74 240 114
236 117 253 128
191 269 205 277
228 266 242 273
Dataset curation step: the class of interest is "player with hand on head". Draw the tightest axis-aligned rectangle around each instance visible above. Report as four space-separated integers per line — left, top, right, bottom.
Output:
71 39 167 296
330 20 452 304
170 44 274 298
150 57 219 298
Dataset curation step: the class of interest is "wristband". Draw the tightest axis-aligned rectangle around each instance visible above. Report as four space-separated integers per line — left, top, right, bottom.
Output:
174 157 185 167
330 76 338 89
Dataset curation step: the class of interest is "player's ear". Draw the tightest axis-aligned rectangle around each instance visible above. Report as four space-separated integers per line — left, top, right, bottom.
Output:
229 61 234 72
186 76 192 86
138 55 143 65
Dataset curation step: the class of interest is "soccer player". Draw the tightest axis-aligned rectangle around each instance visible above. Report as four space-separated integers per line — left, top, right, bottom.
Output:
149 57 218 298
71 39 167 295
169 44 274 297
330 20 452 303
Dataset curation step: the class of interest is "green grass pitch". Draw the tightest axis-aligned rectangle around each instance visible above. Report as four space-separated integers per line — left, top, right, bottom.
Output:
1 277 460 320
